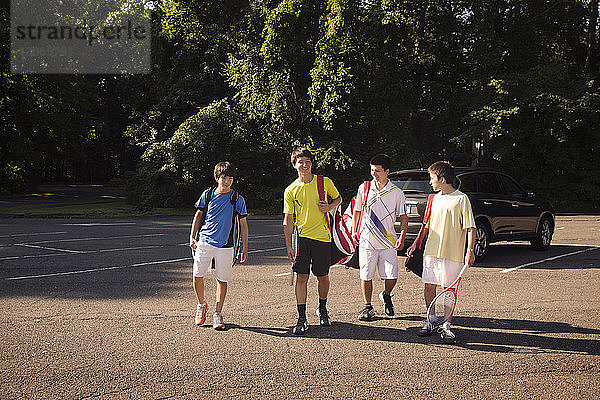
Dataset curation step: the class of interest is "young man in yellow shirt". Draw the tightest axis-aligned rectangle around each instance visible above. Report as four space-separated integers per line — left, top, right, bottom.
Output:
407 161 476 343
283 148 341 335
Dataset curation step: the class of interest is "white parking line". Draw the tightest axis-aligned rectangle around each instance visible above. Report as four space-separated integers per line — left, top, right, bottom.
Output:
248 247 286 254
16 233 167 245
16 243 84 254
4 258 190 281
0 244 286 262
0 231 68 239
500 246 600 273
0 246 285 281
0 245 173 261
249 234 283 239
178 235 283 246
62 223 136 226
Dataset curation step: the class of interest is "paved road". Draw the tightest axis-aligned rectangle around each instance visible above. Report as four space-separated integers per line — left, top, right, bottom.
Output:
1 216 599 399
0 185 126 213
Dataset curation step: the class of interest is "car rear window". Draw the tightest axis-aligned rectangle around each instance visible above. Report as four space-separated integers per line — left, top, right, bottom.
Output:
390 173 434 194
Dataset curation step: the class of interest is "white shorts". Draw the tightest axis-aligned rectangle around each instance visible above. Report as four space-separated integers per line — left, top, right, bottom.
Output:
358 247 399 281
193 240 234 282
422 256 463 287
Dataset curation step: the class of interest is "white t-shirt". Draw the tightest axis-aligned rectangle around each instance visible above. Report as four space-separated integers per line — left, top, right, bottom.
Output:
354 179 407 250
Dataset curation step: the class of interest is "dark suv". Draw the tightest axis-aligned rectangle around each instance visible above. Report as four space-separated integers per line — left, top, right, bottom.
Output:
389 168 555 260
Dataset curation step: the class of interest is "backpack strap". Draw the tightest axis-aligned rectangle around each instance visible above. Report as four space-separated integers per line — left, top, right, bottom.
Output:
316 175 331 231
362 180 371 208
230 190 238 207
356 180 371 237
230 190 238 223
196 187 215 240
423 194 435 224
317 175 326 202
204 187 215 213
415 194 436 248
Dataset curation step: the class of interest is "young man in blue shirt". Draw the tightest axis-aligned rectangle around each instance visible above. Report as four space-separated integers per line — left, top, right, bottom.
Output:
189 162 248 330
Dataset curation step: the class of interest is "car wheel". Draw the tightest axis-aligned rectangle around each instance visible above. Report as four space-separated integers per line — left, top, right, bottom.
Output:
531 216 553 250
474 221 490 260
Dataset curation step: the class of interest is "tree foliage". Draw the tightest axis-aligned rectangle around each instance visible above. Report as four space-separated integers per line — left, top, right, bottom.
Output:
2 0 599 209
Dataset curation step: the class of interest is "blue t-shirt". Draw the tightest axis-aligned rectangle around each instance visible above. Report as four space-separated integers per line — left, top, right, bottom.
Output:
195 189 247 248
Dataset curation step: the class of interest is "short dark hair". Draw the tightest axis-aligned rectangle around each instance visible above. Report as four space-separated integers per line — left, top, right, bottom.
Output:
290 147 313 165
214 161 236 180
370 154 391 171
428 161 455 186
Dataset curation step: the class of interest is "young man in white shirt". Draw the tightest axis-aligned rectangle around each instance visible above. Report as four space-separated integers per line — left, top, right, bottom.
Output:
352 154 408 321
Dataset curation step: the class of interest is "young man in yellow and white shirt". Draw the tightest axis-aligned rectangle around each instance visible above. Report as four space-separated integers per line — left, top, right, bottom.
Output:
352 154 408 321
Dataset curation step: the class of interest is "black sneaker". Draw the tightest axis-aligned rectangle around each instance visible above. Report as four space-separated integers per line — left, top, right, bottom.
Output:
358 306 375 321
379 291 395 316
316 307 331 326
292 317 309 335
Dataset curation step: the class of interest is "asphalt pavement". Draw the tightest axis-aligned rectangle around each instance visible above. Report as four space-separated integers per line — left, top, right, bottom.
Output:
1 215 599 399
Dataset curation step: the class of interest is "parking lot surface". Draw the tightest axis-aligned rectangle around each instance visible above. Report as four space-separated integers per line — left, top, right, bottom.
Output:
1 215 599 399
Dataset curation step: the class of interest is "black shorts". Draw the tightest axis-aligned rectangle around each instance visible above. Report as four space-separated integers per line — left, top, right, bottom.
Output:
293 237 331 277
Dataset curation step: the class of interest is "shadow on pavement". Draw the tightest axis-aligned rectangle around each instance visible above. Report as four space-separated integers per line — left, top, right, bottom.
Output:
230 315 600 355
451 315 600 355
0 263 188 299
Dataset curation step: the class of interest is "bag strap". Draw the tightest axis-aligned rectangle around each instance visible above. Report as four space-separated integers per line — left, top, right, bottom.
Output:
316 175 331 230
196 187 215 240
317 174 325 202
356 180 371 237
362 180 371 208
201 187 215 224
423 194 435 224
230 190 238 224
415 194 436 248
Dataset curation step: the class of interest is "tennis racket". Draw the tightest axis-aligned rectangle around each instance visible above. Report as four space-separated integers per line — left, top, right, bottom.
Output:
231 214 242 267
426 264 468 326
290 226 298 286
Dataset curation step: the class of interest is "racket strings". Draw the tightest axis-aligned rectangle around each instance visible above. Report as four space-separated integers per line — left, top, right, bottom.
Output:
429 290 456 325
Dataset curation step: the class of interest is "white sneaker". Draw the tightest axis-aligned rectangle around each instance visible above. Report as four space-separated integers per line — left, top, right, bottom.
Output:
439 322 456 344
417 320 435 337
428 315 444 326
212 312 225 331
195 302 207 326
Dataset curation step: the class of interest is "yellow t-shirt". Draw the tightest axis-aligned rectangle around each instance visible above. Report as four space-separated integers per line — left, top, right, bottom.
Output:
283 176 340 242
423 190 475 263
